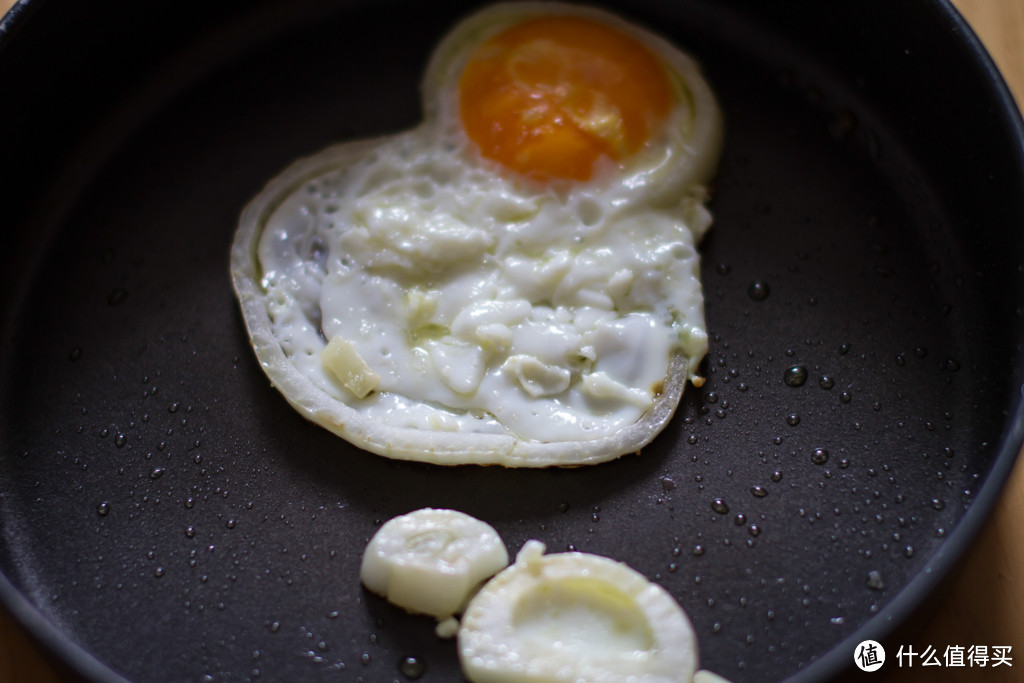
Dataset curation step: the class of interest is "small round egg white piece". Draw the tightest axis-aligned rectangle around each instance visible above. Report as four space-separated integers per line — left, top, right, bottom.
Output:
458 540 699 683
231 2 723 466
361 508 509 618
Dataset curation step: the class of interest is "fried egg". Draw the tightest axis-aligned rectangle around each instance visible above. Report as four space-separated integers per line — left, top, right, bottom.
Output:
231 2 723 466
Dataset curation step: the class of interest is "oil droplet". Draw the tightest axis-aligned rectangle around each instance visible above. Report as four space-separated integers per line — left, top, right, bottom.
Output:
811 448 829 465
786 413 801 426
97 502 111 516
693 545 705 556
185 526 196 538
150 468 165 479
770 471 783 483
154 567 165 578
361 653 371 666
751 485 767 498
115 434 127 448
784 366 808 387
711 499 729 514
748 525 761 537
226 519 237 529
904 545 915 558
930 498 945 511
185 497 195 509
840 391 852 403
818 376 835 390
715 263 732 276
269 621 281 633
399 656 425 679
734 513 747 526
747 281 770 301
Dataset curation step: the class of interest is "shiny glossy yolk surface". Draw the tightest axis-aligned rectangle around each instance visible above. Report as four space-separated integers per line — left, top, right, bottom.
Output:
459 16 672 181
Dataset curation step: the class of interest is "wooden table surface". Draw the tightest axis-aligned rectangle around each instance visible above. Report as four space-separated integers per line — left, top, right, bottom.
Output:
1 1 1022 681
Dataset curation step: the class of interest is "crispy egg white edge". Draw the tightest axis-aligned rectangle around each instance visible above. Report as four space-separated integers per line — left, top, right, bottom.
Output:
230 2 720 467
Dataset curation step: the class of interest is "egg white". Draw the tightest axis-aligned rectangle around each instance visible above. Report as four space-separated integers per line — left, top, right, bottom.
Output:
458 540 699 683
230 2 723 466
361 508 509 618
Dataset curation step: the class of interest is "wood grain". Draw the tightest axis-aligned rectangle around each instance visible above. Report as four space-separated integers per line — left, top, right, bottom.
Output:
0 0 1022 681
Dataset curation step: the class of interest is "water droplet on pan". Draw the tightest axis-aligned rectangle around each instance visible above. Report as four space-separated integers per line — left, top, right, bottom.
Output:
399 656 426 679
747 281 770 301
784 366 808 387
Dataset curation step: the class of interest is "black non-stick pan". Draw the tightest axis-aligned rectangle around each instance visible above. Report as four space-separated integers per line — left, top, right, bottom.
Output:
2 1 1023 681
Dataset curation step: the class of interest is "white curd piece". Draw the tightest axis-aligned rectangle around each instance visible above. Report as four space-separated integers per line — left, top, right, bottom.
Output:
321 336 380 398
436 616 461 639
458 540 698 683
693 670 733 683
361 509 509 618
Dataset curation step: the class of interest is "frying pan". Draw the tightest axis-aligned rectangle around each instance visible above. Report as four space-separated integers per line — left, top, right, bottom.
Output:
2 0 1023 681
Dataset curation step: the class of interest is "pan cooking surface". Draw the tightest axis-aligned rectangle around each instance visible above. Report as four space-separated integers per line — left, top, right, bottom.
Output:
1 1 1021 681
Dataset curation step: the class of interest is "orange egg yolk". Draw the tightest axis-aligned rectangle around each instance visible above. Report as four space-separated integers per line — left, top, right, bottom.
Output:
459 15 672 182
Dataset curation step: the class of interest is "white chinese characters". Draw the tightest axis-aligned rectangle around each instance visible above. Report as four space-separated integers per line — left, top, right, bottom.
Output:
895 644 1013 668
